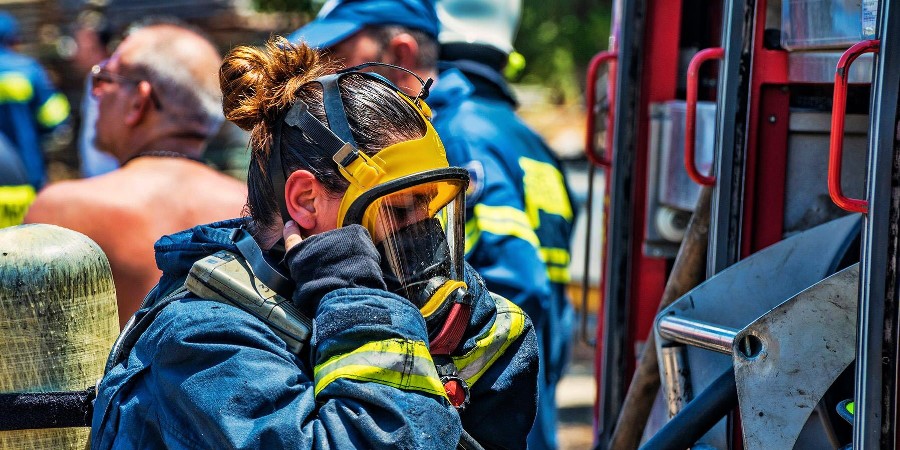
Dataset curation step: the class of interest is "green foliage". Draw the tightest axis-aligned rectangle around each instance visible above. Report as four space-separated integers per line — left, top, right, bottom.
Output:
515 0 612 104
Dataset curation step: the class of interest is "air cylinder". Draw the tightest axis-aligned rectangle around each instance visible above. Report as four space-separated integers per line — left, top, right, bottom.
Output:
0 224 118 449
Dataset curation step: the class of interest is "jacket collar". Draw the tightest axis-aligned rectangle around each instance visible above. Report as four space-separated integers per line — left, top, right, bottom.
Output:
440 60 518 107
427 67 474 113
151 217 248 299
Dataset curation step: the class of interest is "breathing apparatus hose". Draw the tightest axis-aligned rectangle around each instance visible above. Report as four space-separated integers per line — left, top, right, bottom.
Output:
608 186 713 449
457 429 486 450
639 368 738 450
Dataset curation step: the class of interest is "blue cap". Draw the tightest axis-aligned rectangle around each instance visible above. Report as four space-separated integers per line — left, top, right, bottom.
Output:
0 12 19 45
288 0 438 49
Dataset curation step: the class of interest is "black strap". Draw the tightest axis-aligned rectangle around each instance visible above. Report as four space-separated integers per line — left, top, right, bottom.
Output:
268 99 358 226
284 100 351 164
0 387 96 430
313 74 358 149
231 228 295 299
268 114 292 224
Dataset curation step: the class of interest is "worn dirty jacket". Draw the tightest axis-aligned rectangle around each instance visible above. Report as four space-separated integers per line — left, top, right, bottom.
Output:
91 219 538 449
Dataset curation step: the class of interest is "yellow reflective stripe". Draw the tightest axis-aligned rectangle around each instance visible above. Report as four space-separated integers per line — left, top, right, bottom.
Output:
547 266 570 284
314 338 446 398
540 247 570 266
420 279 467 319
540 247 571 283
0 185 35 228
464 218 479 254
467 204 540 254
37 93 70 127
519 157 573 227
453 294 527 387
0 73 33 103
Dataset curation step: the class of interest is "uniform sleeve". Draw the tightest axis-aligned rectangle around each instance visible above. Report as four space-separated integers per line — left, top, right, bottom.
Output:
454 265 540 449
449 135 553 330
28 62 69 131
98 226 462 449
139 292 461 450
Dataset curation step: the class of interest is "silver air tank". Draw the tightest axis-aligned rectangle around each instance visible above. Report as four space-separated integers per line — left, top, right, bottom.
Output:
0 224 118 449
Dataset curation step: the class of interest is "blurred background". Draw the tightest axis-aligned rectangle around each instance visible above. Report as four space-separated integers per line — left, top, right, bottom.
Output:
3 0 612 447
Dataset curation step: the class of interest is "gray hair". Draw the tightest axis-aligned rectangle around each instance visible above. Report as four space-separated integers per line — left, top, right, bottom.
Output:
123 22 223 137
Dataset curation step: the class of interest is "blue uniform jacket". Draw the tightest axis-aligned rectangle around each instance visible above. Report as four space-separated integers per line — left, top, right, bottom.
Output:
0 48 69 189
91 218 538 449
428 66 576 450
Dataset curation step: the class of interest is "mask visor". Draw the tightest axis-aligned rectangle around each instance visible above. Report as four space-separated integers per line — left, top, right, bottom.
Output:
343 168 468 306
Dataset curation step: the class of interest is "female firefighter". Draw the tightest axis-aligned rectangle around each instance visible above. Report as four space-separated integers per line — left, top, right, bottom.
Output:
90 37 538 449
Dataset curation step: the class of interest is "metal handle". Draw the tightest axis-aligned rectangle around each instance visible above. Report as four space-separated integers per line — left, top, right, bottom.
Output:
585 50 618 168
657 315 738 355
685 47 724 187
828 39 880 214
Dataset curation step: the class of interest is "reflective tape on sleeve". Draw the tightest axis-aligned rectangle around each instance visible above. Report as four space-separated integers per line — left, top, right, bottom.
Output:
540 247 571 283
0 185 35 228
519 157 573 227
546 266 571 284
314 338 446 398
37 93 70 128
0 73 33 103
465 204 540 254
453 294 527 387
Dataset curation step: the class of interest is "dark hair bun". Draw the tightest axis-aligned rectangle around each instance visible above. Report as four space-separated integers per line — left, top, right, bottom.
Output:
219 37 335 153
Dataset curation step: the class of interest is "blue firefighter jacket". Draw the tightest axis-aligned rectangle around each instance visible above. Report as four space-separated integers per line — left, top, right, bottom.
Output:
91 218 538 449
428 65 576 450
0 47 69 189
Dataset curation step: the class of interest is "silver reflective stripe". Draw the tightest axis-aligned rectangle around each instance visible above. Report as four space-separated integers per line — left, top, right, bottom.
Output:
453 294 527 387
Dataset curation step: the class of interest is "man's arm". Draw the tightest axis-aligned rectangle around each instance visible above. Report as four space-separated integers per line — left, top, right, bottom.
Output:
28 62 69 132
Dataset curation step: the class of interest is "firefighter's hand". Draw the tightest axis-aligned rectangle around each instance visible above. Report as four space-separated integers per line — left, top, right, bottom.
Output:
282 220 303 251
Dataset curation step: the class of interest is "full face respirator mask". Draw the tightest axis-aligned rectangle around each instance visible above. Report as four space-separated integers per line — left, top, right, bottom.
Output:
260 62 470 324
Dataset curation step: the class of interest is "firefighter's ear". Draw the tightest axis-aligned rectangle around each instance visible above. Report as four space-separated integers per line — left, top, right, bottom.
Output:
284 170 318 232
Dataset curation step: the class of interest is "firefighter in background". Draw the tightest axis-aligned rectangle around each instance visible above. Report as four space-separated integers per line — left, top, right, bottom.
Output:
0 11 70 190
290 1 574 447
91 37 538 449
0 133 33 227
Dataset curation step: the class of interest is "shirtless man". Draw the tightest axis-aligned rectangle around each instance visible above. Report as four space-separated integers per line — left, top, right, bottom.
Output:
25 21 247 326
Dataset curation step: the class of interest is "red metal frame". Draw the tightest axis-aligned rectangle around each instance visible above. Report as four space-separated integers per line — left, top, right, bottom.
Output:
592 0 678 432
584 49 617 435
828 39 880 214
624 0 679 369
740 0 788 259
585 51 618 169
744 87 790 254
685 47 724 187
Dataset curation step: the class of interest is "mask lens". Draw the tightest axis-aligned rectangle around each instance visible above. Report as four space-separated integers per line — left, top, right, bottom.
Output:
363 179 467 306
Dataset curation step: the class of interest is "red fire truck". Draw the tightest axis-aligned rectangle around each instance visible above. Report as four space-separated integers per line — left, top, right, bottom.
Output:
584 0 898 448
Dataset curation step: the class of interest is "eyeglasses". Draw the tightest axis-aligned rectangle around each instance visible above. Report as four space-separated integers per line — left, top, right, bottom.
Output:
90 61 162 110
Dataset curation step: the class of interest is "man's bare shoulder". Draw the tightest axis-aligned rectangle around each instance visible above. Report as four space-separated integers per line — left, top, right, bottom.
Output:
24 174 141 233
